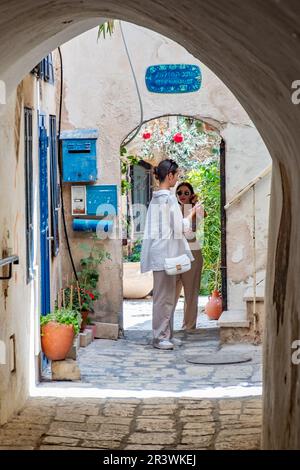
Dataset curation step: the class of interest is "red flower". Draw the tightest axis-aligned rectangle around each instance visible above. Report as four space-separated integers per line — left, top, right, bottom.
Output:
142 131 151 140
81 289 95 300
86 291 95 300
173 132 184 143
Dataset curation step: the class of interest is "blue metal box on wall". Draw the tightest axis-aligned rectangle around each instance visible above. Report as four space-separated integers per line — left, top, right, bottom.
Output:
86 185 118 216
71 185 118 232
60 129 98 182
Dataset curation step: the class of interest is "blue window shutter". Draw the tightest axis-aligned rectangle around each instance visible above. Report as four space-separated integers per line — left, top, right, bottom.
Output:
32 53 54 84
48 53 54 84
49 115 60 256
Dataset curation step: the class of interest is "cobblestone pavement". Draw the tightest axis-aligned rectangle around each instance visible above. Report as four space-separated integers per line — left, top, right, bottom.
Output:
74 298 262 393
74 329 262 393
0 299 262 450
0 396 262 450
123 298 214 330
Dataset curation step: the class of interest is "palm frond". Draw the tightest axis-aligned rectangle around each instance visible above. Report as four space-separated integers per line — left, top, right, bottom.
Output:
97 20 115 41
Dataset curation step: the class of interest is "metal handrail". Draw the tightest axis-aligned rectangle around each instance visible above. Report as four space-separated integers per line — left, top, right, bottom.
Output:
224 164 271 210
0 255 19 280
224 164 271 336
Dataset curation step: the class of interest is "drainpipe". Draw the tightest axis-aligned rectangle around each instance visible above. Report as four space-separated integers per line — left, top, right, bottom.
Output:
220 139 228 310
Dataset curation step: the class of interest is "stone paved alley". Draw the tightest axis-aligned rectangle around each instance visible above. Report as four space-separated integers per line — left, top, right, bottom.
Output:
0 300 262 450
0 396 262 450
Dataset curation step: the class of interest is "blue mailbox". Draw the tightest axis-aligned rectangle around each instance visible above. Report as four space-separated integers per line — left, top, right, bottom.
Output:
60 129 98 182
86 185 118 216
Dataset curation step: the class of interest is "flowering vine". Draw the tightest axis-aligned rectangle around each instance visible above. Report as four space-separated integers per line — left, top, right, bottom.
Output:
140 117 221 170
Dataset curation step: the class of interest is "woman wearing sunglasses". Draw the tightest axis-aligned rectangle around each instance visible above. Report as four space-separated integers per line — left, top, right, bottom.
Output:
175 182 204 330
140 159 202 350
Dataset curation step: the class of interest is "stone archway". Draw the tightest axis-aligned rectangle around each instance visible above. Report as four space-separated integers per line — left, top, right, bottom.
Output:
121 114 226 307
1 0 300 449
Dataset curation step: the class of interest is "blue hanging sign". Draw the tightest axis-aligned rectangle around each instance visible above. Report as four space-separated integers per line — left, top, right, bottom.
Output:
145 64 202 94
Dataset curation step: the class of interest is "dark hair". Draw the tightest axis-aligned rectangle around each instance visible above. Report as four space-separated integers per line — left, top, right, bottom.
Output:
153 159 178 183
176 182 195 196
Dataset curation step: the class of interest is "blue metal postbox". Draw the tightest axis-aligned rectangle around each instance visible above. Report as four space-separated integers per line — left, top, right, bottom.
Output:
86 185 118 216
60 129 98 182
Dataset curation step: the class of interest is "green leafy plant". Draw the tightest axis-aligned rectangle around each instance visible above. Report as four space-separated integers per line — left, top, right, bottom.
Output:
40 307 81 335
187 160 221 294
63 284 96 313
123 239 142 262
120 145 141 195
121 179 132 195
76 235 111 310
62 236 111 314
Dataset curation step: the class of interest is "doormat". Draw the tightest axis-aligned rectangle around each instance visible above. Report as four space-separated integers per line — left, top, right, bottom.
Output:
186 352 252 365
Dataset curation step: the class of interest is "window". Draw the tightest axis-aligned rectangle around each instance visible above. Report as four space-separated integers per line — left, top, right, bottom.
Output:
24 108 34 283
130 161 152 235
31 53 54 84
49 115 60 256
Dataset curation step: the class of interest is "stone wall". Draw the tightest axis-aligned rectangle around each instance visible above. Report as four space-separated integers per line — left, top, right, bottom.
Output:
1 0 300 448
0 74 61 424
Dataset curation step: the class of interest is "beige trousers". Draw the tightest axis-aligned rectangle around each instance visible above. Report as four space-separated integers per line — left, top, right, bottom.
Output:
152 270 177 342
175 248 203 329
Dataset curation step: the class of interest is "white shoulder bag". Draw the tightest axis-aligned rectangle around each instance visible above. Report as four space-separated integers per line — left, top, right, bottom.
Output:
164 254 191 276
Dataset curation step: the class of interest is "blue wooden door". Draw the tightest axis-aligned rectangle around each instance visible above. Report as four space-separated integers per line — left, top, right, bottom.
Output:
39 114 51 317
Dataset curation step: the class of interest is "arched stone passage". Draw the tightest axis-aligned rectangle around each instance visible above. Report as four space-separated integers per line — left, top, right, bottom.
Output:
0 0 300 449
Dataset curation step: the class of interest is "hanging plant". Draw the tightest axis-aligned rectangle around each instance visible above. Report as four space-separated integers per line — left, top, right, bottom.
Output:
140 116 221 171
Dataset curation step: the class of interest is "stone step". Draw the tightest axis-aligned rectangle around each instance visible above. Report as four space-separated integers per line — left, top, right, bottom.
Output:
217 310 250 328
79 329 93 347
66 335 80 360
51 359 81 381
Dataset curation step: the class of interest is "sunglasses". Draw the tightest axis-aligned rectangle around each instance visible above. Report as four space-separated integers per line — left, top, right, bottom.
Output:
177 190 191 196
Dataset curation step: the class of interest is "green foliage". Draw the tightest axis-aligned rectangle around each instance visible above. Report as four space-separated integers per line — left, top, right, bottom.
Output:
63 236 111 313
124 239 142 262
79 240 111 289
187 160 221 294
97 20 115 40
140 117 221 171
121 180 132 195
120 145 141 195
40 307 81 335
63 285 95 313
77 236 111 309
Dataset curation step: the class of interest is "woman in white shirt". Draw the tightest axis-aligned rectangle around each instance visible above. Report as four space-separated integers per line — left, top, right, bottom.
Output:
140 159 202 350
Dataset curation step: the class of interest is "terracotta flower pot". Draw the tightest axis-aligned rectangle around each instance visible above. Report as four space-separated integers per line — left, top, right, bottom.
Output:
41 321 75 361
205 290 223 320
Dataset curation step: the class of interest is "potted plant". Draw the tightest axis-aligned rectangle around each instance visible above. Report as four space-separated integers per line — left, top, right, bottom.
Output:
65 236 111 330
41 306 81 360
205 256 223 320
64 284 96 331
123 239 153 299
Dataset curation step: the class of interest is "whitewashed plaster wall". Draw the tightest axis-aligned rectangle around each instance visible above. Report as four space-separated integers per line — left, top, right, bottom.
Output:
0 75 60 424
60 22 271 315
0 88 32 424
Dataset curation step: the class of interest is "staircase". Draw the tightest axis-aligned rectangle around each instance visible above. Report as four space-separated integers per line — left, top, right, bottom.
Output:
217 286 264 344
